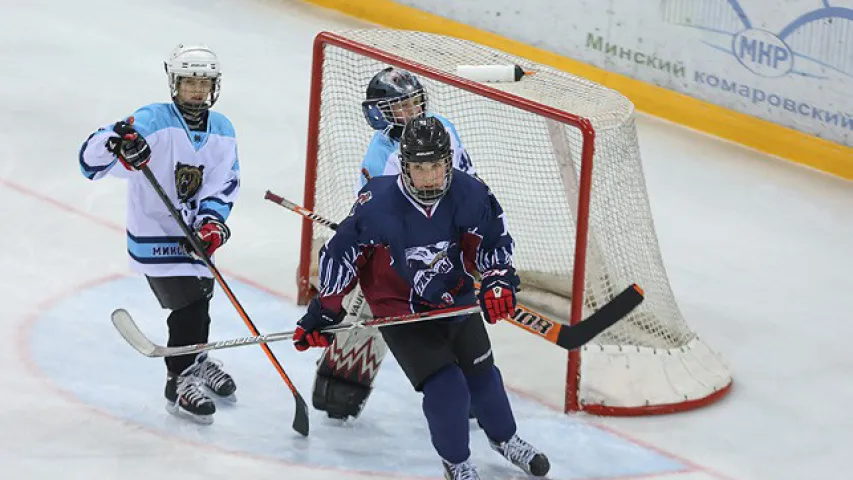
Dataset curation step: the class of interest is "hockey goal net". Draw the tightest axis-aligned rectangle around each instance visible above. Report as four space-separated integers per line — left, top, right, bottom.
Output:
298 29 732 415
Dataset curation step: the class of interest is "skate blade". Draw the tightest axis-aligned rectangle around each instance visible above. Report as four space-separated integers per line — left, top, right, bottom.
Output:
165 401 214 425
206 386 237 404
213 392 237 404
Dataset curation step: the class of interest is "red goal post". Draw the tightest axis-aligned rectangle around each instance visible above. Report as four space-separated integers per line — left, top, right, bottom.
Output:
298 30 732 415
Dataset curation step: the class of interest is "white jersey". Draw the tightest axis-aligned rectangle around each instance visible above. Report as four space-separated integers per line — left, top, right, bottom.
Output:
354 113 475 195
79 103 240 278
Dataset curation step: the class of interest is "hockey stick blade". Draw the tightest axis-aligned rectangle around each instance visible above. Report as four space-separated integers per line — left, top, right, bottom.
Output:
292 394 309 436
111 309 160 357
505 284 644 351
556 283 644 349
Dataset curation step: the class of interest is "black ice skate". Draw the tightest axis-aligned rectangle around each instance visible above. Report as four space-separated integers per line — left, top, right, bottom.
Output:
196 353 237 401
489 434 551 477
164 362 216 424
442 458 481 480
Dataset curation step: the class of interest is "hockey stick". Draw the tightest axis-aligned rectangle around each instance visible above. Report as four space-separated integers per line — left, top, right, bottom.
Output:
502 283 642 350
264 190 338 230
112 286 642 358
138 166 309 437
262 190 645 350
111 305 482 358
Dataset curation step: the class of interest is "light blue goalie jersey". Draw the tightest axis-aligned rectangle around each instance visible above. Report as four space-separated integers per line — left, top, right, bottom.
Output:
78 103 240 278
354 113 475 195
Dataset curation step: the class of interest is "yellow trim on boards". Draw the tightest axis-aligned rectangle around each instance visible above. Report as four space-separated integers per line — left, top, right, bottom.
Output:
303 0 853 180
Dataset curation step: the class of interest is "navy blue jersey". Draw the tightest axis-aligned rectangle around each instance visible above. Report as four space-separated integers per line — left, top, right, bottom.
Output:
317 171 514 317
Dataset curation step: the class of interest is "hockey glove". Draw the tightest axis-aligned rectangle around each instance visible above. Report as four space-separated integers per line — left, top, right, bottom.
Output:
196 220 230 257
293 297 346 352
105 119 151 170
478 268 519 324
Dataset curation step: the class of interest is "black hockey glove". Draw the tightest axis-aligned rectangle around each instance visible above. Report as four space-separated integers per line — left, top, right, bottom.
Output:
478 267 520 324
105 119 151 170
293 297 346 351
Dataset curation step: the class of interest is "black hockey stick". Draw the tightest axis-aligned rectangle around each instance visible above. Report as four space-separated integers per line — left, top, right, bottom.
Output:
112 305 482 358
263 190 645 349
138 166 309 437
505 284 643 350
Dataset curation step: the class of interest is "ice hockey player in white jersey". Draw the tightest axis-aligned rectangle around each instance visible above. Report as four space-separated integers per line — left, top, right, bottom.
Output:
78 44 239 424
312 67 477 421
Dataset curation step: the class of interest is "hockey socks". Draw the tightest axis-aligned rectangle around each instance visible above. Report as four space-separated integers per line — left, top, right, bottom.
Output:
465 366 516 443
422 365 472 464
164 297 211 375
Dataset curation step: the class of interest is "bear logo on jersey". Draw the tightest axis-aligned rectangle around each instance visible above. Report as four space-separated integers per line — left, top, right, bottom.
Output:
405 241 454 296
174 162 204 203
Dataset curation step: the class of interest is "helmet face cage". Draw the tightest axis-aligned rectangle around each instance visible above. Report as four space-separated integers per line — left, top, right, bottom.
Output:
361 68 428 132
374 91 426 128
164 44 221 114
401 153 453 205
171 75 220 114
399 116 453 205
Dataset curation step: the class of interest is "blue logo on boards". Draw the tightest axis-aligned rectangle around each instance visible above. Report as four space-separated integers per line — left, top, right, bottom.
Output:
661 0 853 79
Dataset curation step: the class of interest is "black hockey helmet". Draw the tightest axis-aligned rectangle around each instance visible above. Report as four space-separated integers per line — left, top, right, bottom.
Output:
361 67 427 136
399 116 452 205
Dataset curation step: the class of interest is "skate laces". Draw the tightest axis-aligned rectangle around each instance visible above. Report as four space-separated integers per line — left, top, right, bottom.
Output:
444 460 480 480
175 374 209 406
198 355 232 391
493 435 539 470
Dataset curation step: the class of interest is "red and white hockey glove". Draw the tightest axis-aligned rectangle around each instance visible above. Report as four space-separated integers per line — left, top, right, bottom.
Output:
293 298 346 352
478 268 519 324
196 220 230 257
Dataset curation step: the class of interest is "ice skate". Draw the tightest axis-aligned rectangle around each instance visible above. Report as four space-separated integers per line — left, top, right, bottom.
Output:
489 433 550 477
164 360 216 424
442 458 481 480
196 353 237 402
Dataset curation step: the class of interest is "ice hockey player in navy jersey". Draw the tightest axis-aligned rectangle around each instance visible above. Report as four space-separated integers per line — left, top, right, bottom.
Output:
294 116 550 479
78 44 238 424
312 66 480 422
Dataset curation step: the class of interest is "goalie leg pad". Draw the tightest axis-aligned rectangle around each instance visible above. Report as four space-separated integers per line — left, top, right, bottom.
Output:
312 327 388 419
312 367 373 419
311 288 389 419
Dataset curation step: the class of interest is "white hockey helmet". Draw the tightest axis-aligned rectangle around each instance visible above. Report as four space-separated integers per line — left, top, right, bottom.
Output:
164 44 221 113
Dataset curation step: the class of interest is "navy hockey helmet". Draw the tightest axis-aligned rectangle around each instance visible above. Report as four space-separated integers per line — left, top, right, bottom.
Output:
361 67 427 135
399 116 452 205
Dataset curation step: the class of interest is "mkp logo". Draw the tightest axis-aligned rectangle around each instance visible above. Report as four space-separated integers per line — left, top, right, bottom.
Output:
731 28 792 77
662 0 853 79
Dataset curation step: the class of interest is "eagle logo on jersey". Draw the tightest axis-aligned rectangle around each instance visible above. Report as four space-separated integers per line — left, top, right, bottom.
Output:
405 241 454 296
174 162 204 203
348 190 373 217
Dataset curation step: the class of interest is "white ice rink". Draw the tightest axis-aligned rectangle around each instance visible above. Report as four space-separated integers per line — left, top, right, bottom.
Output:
2 0 852 479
